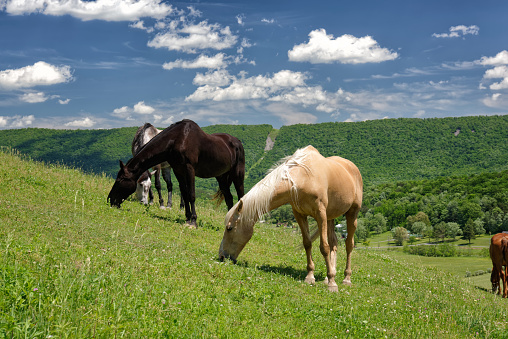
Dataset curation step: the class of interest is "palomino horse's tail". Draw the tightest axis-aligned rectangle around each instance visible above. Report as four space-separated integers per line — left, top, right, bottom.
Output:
212 189 225 207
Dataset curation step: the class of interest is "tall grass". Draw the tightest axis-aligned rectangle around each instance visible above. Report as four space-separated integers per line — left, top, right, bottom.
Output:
1 148 508 338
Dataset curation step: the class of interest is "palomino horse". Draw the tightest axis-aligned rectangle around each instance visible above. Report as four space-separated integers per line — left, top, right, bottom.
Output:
132 123 182 208
219 145 363 292
108 119 245 226
490 233 508 297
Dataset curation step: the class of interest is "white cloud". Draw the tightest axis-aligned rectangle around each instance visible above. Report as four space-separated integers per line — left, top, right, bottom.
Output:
193 70 233 87
2 0 174 22
236 14 245 26
0 61 73 90
112 101 155 119
163 53 227 70
288 29 398 64
148 21 237 53
65 117 96 128
129 20 154 33
0 115 35 128
479 50 508 66
432 25 479 38
186 70 308 102
261 18 275 24
59 98 71 105
19 91 48 103
133 101 155 114
482 65 508 90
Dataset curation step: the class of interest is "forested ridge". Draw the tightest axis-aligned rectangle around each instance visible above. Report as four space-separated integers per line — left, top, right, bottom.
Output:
1 115 508 235
2 115 507 189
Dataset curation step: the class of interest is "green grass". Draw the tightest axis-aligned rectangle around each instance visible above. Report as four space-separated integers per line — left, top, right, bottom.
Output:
2 149 508 338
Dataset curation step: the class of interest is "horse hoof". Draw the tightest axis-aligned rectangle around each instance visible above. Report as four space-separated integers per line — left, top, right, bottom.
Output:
186 221 198 229
328 285 339 292
342 279 352 286
159 206 167 210
304 277 315 285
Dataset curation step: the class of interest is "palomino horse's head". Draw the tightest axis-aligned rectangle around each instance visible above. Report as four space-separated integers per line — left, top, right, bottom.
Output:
135 170 156 205
108 161 138 207
219 199 254 263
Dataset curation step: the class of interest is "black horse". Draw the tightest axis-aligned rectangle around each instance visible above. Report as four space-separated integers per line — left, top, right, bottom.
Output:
108 119 245 226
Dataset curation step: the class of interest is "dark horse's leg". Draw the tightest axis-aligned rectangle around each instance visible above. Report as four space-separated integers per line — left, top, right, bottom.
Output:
177 164 197 227
161 166 173 208
153 167 164 207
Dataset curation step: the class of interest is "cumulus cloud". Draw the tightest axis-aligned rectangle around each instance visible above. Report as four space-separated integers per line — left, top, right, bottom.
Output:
163 53 227 70
112 101 156 119
0 61 73 90
19 92 48 103
288 29 398 64
59 98 71 105
193 70 233 87
479 50 508 66
479 51 508 91
432 25 479 38
65 117 96 128
148 21 237 53
133 101 155 114
2 0 174 22
0 115 34 128
129 20 154 33
186 70 308 102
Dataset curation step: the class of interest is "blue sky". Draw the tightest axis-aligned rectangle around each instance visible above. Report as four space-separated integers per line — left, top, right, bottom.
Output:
1 0 508 129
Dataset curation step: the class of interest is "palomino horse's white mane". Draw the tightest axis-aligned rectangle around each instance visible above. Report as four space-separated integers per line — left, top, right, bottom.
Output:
228 146 313 224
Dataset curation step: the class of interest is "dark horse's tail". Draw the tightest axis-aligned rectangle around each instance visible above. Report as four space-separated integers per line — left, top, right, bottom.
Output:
212 189 225 207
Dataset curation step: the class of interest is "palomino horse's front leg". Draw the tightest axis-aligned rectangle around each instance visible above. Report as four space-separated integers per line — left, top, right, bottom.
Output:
293 210 315 285
343 210 358 286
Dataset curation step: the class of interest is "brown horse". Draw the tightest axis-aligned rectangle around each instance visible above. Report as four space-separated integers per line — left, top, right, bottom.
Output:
108 119 245 226
219 146 363 292
490 233 508 297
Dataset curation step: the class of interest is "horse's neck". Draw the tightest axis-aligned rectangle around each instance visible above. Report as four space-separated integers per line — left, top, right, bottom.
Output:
128 143 170 176
268 183 292 211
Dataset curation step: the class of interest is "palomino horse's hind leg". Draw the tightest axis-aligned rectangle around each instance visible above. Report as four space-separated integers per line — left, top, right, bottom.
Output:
327 219 339 291
293 210 315 285
343 209 358 286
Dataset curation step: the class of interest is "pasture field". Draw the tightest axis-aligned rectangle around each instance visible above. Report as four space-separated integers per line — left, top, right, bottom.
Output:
1 149 508 338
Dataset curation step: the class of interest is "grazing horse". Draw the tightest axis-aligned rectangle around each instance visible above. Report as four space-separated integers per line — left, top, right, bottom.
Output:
132 123 182 208
108 119 245 226
490 233 508 297
219 145 363 292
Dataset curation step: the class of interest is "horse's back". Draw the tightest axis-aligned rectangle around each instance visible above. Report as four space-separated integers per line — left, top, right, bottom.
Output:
290 147 362 218
490 233 508 266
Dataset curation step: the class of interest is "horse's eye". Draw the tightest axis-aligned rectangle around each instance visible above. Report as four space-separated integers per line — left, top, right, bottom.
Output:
226 222 233 231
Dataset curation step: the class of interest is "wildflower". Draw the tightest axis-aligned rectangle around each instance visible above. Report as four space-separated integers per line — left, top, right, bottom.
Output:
33 288 38 292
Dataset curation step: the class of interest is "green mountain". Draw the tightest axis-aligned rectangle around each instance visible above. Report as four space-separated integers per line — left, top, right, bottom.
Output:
1 115 507 191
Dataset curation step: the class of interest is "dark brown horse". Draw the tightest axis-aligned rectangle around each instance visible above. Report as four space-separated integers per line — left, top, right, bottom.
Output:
490 233 508 297
108 119 245 226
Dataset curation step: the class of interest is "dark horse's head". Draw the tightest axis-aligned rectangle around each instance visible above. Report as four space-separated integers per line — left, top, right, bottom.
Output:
107 160 137 207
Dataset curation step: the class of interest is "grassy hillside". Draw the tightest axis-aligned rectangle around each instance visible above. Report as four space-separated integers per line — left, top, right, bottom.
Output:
2 149 508 337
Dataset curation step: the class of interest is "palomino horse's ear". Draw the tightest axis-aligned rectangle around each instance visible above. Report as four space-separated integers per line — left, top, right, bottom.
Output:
237 199 244 213
119 160 125 169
